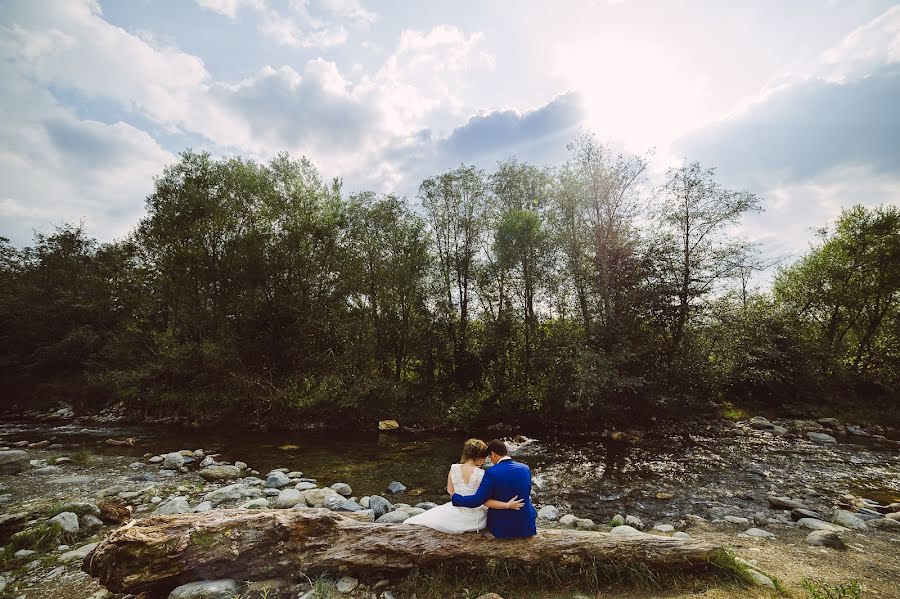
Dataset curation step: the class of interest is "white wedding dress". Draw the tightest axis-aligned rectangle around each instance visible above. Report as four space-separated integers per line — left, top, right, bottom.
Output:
405 463 487 533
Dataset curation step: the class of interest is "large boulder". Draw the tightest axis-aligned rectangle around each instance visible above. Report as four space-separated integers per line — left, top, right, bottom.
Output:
0 450 30 474
168 579 241 599
198 465 242 482
301 487 340 507
331 483 353 496
749 416 774 430
610 525 642 536
537 505 560 521
868 517 900 530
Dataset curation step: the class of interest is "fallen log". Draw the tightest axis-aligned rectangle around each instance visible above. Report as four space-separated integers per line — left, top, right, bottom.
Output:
83 508 727 596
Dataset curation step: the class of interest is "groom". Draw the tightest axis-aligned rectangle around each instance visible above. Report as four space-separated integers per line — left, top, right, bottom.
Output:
451 439 537 538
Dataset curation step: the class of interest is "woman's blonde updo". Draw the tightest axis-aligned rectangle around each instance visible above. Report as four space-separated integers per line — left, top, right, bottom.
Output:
460 438 487 463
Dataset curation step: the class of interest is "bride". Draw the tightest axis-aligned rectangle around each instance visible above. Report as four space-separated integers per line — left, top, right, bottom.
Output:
405 438 524 533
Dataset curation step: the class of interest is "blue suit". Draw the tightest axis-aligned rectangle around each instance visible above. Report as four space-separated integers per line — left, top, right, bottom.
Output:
451 458 537 539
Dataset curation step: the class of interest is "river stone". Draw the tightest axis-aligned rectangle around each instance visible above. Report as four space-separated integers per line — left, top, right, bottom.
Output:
331 483 353 496
270 489 303 508
791 508 824 521
163 452 185 469
575 518 596 531
868 517 900 530
625 515 645 530
49 511 80 533
537 505 560 521
749 416 775 430
335 576 359 594
806 530 845 549
193 501 212 512
806 432 837 444
387 481 407 494
199 465 242 481
771 425 788 436
796 518 846 532
767 496 808 510
200 456 216 468
265 472 291 489
398 507 425 517
154 497 190 515
264 488 280 497
376 511 410 524
369 495 392 519
0 449 28 474
168 579 240 599
240 498 270 509
416 502 438 510
333 500 364 512
235 461 248 470
746 569 775 589
846 425 870 437
559 514 577 527
887 512 900 521
653 524 674 532
817 418 840 427
723 515 750 525
741 527 775 539
302 487 340 507
32 465 63 475
286 471 303 479
295 482 317 491
80 514 104 530
14 549 37 558
378 420 400 431
203 483 254 506
673 531 691 539
610 525 642 536
832 509 867 530
59 542 99 563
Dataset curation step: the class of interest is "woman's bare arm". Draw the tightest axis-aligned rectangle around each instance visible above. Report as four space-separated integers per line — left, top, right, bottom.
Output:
446 470 454 495
484 495 525 510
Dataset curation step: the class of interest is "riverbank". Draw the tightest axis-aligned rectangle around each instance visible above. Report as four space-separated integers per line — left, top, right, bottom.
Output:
1 413 898 598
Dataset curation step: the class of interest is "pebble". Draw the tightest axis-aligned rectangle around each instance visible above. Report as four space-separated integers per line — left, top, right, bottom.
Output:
805 432 837 444
335 576 359 594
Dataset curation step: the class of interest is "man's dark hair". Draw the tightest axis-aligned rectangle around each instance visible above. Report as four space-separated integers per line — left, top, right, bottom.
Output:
486 439 508 457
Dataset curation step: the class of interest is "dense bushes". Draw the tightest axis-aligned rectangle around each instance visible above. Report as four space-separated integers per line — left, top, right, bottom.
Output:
1 141 897 429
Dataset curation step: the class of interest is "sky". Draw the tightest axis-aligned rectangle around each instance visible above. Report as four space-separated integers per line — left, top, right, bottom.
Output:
1 0 899 266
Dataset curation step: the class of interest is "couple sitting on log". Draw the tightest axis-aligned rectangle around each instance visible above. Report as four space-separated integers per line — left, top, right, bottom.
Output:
405 438 537 538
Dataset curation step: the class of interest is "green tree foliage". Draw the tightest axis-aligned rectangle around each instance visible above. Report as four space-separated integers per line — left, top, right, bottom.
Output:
1 148 897 428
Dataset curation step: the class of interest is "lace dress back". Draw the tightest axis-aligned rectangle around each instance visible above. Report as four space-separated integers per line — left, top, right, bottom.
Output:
449 463 484 496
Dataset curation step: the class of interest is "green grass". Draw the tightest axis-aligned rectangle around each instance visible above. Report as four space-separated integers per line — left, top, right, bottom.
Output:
0 521 75 567
800 578 862 599
70 448 94 465
720 403 750 422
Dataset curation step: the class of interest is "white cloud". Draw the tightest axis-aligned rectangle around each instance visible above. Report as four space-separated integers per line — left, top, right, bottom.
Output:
317 0 376 24
822 4 900 81
194 0 263 19
194 0 349 48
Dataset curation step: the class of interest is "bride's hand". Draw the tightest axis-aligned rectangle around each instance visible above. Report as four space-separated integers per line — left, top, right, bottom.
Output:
506 495 525 510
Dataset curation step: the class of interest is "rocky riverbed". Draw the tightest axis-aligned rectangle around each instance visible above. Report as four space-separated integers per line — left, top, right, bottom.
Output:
0 408 899 598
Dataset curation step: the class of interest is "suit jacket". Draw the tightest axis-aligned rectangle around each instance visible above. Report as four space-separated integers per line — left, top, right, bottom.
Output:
451 458 537 539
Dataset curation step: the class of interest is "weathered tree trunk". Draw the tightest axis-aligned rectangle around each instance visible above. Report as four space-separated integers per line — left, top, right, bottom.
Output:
83 509 726 596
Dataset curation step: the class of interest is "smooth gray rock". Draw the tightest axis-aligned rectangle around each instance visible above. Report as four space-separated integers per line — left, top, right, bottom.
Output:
376 511 410 524
747 569 775 588
846 425 870 437
832 509 867 530
203 483 253 506
653 524 675 532
574 518 596 531
59 542 99 563
333 500 364 512
673 531 691 539
559 514 577 527
610 525 642 536
741 527 775 539
335 576 359 594
80 514 104 530
806 432 837 444
806 530 845 549
154 497 190 515
49 511 79 533
331 483 353 496
240 498 270 509
32 465 63 475
301 487 340 507
294 481 317 491
168 579 240 599
415 502 438 510
193 501 213 512
199 465 242 481
767 496 808 510
791 508 824 521
265 472 291 489
537 505 560 521
749 416 774 430
386 481 407 494
868 517 900 530
162 452 185 469
273 489 305 509
625 515 645 530
148 455 164 464
369 495 392 519
797 518 847 532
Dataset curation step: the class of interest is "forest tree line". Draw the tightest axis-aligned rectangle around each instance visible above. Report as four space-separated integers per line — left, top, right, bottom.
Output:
1 135 898 429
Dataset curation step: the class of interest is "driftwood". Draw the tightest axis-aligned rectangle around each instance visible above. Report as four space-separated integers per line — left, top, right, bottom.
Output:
83 508 726 595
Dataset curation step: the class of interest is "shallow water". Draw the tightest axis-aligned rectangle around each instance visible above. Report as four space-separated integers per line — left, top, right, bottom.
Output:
2 419 898 522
